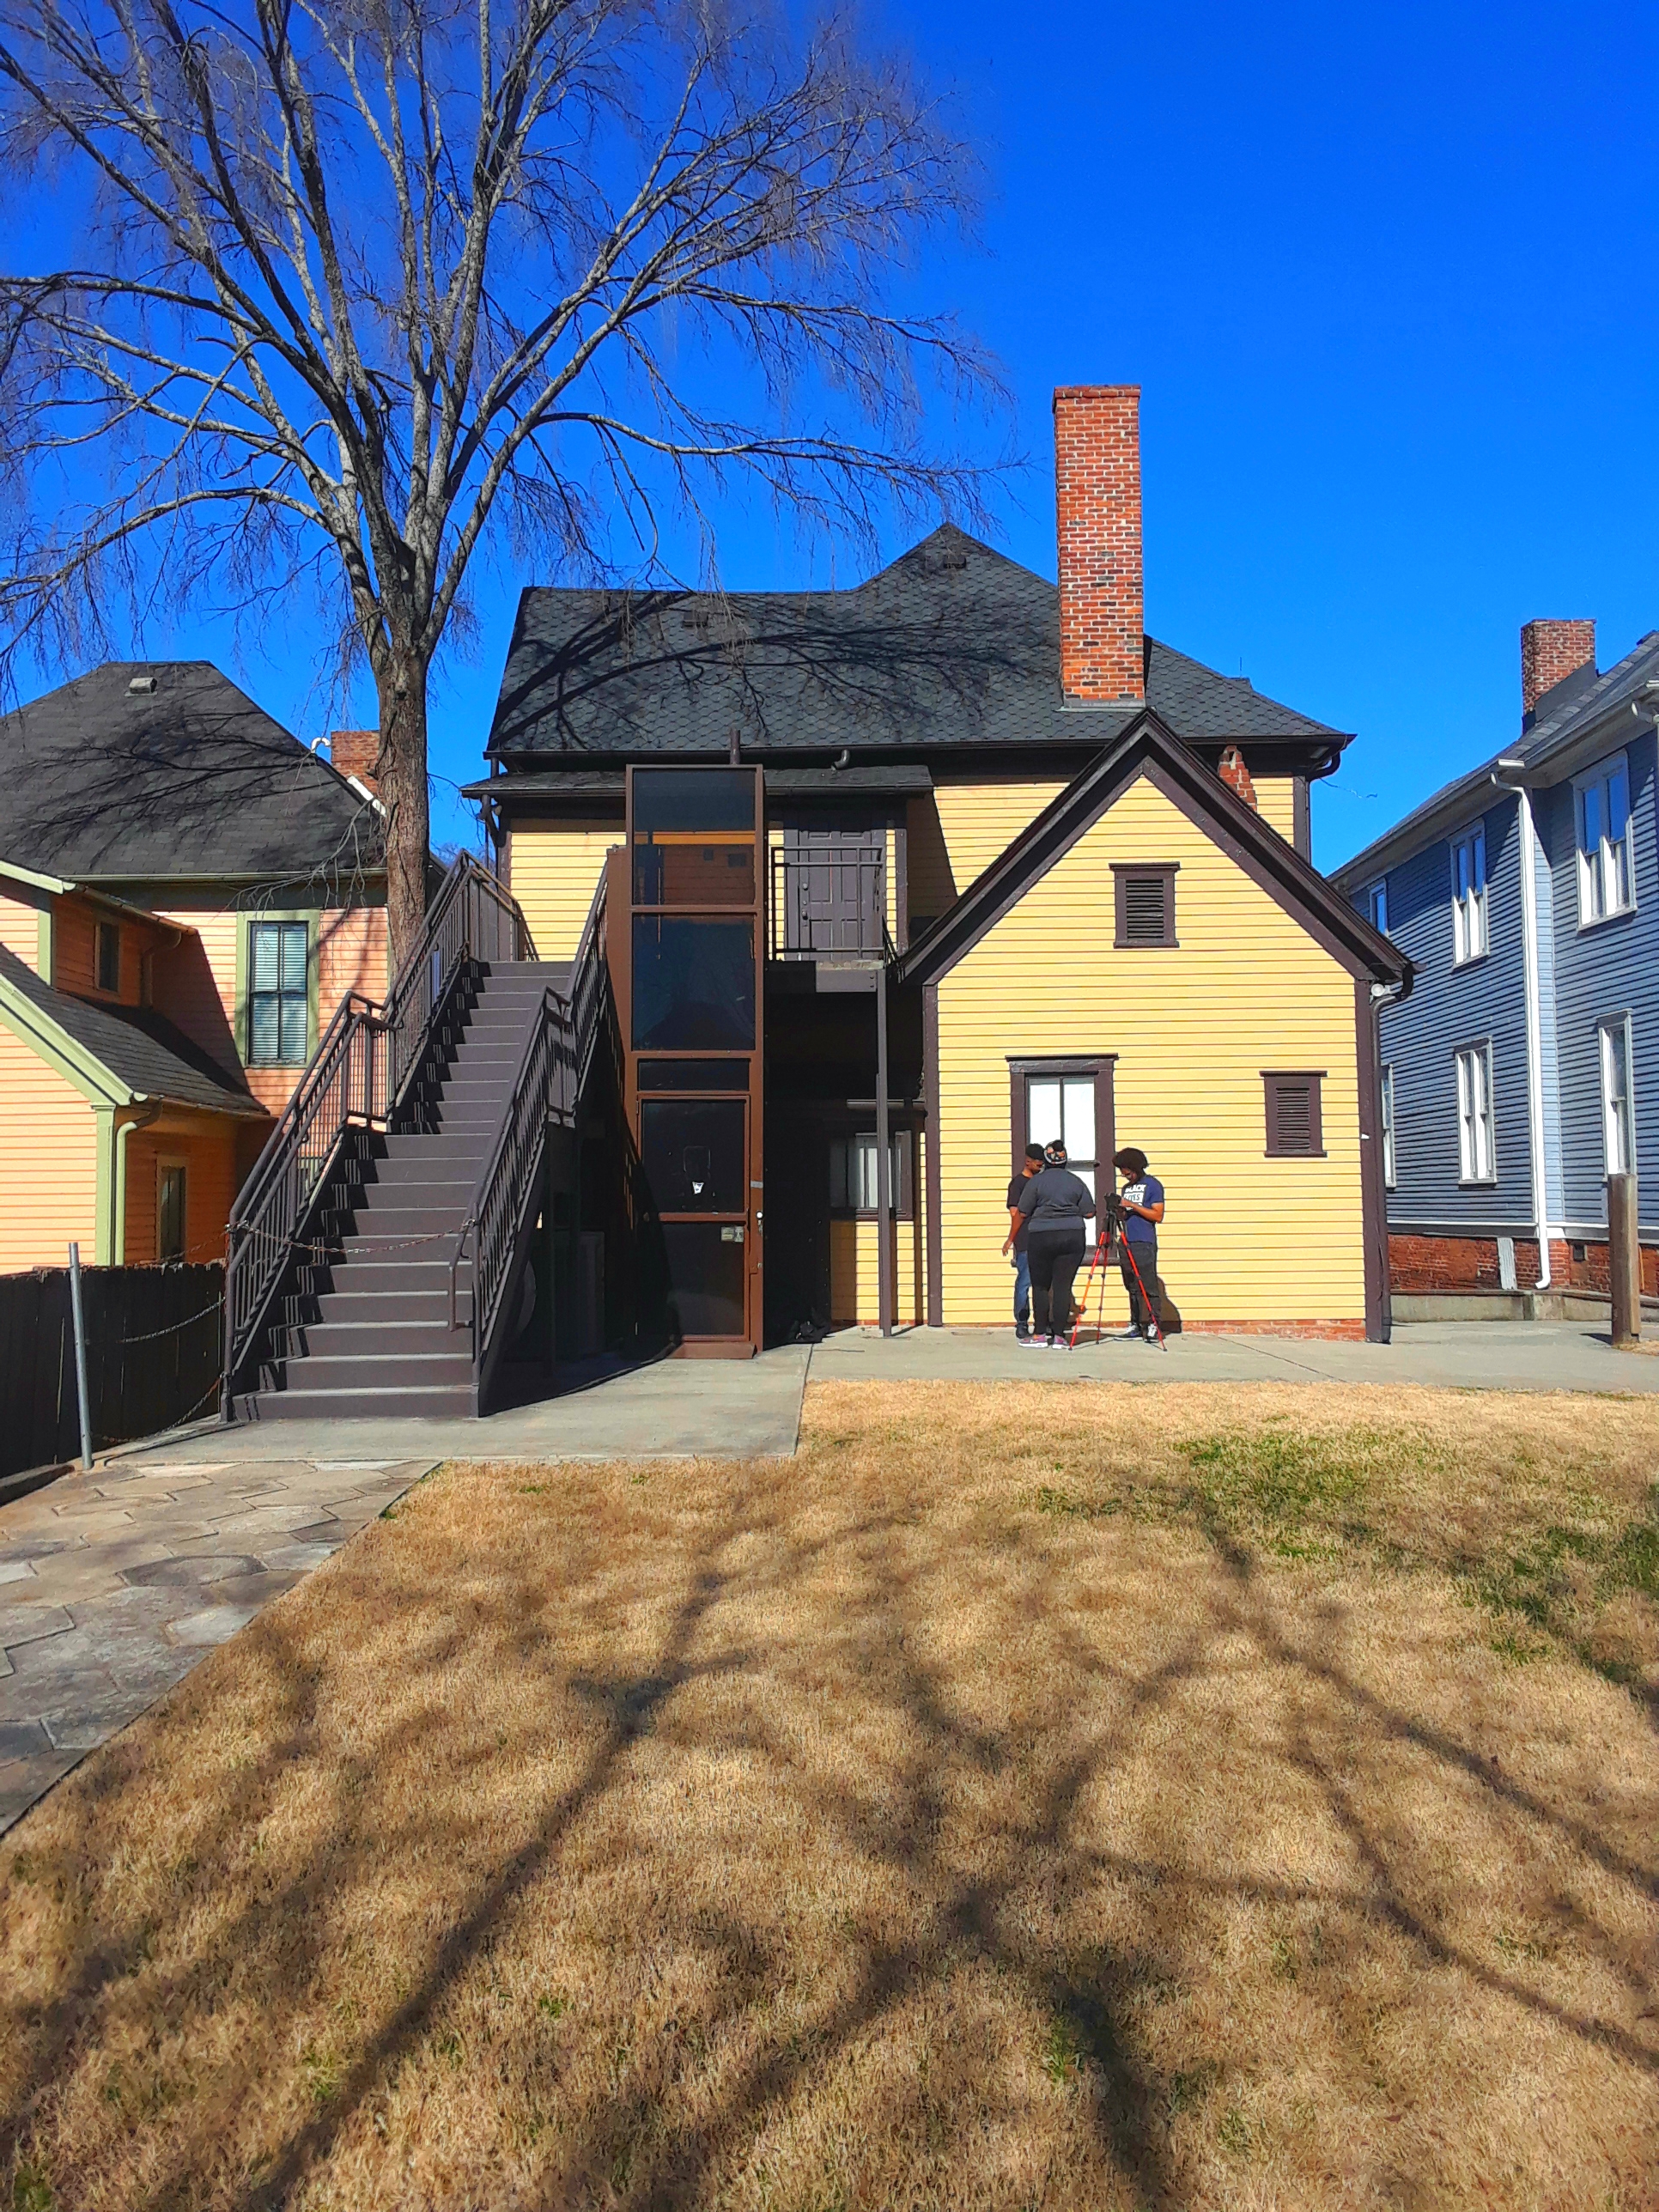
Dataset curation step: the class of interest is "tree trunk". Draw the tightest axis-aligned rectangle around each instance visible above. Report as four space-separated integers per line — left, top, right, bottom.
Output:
376 647 432 977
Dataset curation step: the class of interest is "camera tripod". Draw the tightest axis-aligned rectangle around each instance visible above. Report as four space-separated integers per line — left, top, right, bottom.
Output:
1069 1218 1166 1350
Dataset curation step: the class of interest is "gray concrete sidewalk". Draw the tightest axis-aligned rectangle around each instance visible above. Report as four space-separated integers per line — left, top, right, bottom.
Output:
0 1455 432 1835
112 1345 813 1470
809 1319 1659 1391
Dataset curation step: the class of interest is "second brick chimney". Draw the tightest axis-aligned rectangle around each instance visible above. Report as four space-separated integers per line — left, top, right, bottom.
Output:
1054 385 1144 702
1218 746 1258 811
1521 620 1595 720
331 727 381 793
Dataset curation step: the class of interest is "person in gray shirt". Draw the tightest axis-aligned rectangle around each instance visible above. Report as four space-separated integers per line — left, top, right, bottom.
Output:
1015 1141 1096 1346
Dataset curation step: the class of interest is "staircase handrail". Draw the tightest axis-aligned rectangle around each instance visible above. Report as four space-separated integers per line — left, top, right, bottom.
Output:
382 855 533 1110
449 986 577 1363
569 863 610 1091
224 850 534 1400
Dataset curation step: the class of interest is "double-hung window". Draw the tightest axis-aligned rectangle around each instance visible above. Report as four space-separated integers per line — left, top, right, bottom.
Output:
1451 826 1487 963
1599 1017 1634 1177
830 1133 910 1218
1011 1059 1112 1196
247 921 309 1066
1380 1064 1396 1188
1366 880 1389 936
1455 1043 1495 1183
1577 757 1633 924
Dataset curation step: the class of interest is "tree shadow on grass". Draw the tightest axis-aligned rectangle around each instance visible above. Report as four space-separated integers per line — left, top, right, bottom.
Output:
2 1447 1655 2212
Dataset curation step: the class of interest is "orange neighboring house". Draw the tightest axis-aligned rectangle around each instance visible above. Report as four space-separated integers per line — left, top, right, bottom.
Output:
0 662 387 1271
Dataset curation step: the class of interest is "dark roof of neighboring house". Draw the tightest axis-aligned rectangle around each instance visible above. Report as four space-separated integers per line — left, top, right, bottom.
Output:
0 944 269 1115
0 660 383 884
483 526 1351 770
898 711 1409 996
1332 631 1659 894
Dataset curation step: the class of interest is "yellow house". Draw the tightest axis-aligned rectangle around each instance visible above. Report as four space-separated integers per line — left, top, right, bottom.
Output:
465 384 1407 1347
0 665 388 1273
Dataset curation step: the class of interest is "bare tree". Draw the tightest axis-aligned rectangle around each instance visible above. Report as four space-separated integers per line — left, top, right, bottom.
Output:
0 0 998 964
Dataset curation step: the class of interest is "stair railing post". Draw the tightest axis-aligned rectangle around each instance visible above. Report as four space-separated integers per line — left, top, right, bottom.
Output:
67 1240 94 1471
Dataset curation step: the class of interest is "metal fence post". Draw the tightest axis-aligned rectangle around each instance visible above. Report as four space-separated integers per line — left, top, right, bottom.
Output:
67 1241 94 1470
1607 1172 1640 1350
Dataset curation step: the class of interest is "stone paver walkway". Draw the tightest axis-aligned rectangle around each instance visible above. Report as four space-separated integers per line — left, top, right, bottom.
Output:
0 1455 432 1834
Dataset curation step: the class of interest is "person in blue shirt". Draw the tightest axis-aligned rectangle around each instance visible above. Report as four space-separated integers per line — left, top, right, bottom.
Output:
1112 1146 1164 1341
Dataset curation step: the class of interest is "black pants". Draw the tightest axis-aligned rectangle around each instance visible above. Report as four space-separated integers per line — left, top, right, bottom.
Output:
1120 1233 1158 1330
1027 1232 1084 1338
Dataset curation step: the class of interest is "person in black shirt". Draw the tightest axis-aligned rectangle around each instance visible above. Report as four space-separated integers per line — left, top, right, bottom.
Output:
1016 1141 1097 1346
1001 1140 1045 1340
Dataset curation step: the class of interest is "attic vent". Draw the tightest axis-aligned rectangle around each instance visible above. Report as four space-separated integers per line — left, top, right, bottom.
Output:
127 674 157 695
1263 1073 1325 1158
921 550 968 575
1113 864 1178 949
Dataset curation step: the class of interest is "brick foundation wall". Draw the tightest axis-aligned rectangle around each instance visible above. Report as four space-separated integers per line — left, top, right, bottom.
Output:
1389 1231 1659 1297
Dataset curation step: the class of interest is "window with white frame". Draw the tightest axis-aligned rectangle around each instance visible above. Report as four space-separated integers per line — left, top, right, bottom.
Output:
1577 756 1633 924
1366 880 1389 935
1599 1017 1634 1177
1025 1070 1099 1194
1451 826 1487 963
1380 1063 1396 1188
1455 1043 1495 1183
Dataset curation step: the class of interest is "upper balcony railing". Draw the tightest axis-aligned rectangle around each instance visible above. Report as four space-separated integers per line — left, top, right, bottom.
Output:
768 840 894 963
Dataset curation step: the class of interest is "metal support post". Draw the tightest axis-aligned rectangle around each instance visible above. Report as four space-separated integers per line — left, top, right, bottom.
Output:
67 1241 94 1471
1607 1172 1640 1350
874 968 893 1336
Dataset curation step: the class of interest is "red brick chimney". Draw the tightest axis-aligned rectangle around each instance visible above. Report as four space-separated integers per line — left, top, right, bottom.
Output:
1054 385 1144 702
330 728 381 792
1521 620 1595 720
1218 746 1258 810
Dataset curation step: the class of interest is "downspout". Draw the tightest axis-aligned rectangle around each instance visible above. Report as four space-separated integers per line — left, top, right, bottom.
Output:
1493 764 1551 1290
112 1102 162 1265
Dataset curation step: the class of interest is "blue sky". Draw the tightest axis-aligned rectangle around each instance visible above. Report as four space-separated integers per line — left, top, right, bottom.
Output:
27 0 1657 869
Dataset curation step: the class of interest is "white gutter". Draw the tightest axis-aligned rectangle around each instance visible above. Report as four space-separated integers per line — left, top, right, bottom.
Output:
1494 763 1551 1289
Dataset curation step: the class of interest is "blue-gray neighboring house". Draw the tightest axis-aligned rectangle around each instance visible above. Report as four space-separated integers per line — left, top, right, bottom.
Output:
1331 620 1659 1299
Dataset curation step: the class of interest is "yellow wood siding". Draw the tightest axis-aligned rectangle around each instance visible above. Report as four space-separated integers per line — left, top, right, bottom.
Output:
934 773 1364 1328
0 1022 99 1269
1254 775 1297 845
508 823 619 960
0 890 42 974
932 780 1066 894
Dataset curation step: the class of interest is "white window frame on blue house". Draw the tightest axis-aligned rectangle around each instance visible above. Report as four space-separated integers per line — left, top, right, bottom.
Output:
1380 1062 1396 1188
1598 1014 1634 1178
1455 1040 1496 1185
1451 826 1487 964
1575 754 1633 926
1366 879 1389 935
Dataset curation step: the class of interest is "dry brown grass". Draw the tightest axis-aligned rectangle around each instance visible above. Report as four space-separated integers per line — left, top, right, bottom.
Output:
3 1382 1658 2212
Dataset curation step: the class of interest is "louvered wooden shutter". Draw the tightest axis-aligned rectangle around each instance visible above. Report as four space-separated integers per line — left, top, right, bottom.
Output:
1264 1073 1323 1157
1115 867 1176 947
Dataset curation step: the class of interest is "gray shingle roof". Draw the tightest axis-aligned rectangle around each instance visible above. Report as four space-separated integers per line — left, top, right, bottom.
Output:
1332 630 1659 893
0 661 383 884
487 526 1349 765
0 943 268 1115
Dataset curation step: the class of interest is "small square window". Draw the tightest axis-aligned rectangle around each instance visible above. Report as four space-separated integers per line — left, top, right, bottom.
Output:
1263 1073 1325 1158
1113 865 1178 948
94 920 120 994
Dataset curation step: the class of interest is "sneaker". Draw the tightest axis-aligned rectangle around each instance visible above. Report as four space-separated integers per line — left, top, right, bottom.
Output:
1016 1332 1040 1349
1110 1324 1142 1340
1047 1334 1070 1350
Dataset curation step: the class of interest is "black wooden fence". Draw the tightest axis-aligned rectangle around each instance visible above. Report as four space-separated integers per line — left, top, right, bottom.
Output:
0 1265 223 1480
